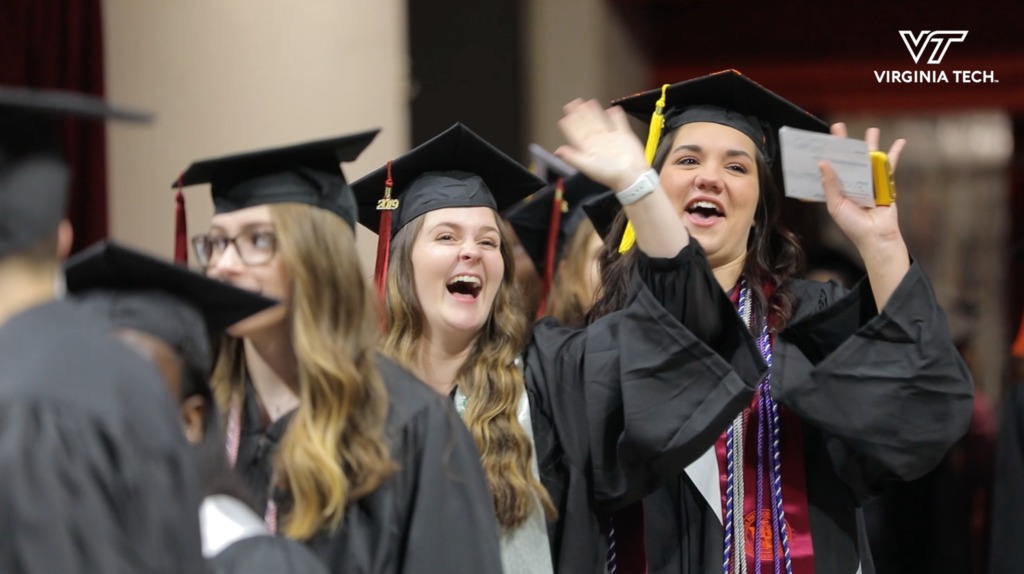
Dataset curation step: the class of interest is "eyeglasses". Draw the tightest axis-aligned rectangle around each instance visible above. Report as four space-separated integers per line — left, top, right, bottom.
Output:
191 229 278 268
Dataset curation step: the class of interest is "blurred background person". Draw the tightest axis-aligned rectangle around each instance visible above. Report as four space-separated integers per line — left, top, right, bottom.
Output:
66 240 330 574
504 170 609 325
0 87 205 573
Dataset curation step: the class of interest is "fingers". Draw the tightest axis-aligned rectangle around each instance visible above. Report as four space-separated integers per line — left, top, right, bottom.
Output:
565 97 589 114
888 138 907 171
608 105 632 134
561 98 586 115
864 127 880 152
553 145 584 171
558 99 601 149
558 98 613 150
866 127 907 171
556 98 649 191
833 121 908 171
818 160 845 215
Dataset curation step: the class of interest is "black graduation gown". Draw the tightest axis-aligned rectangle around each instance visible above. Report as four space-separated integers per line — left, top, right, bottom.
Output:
234 355 503 574
0 299 205 574
988 384 1024 574
632 248 974 574
202 493 330 574
525 245 769 574
210 535 330 574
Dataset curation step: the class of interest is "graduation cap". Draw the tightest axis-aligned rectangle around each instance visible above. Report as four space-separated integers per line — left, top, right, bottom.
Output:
503 173 609 316
581 189 623 243
612 69 828 168
609 69 829 252
528 143 577 184
350 123 546 303
65 241 278 377
0 86 152 258
173 129 379 263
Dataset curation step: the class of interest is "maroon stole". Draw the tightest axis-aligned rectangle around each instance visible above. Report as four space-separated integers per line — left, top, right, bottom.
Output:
715 286 816 573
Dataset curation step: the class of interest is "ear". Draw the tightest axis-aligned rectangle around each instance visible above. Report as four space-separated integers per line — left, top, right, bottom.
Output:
180 395 207 445
56 219 74 260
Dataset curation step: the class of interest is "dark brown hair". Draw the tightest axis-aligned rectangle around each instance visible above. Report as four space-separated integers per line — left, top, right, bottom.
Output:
588 124 804 331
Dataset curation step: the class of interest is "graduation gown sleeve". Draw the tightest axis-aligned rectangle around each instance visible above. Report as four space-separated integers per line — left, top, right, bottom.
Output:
775 263 974 500
620 256 973 574
209 534 330 574
525 243 766 574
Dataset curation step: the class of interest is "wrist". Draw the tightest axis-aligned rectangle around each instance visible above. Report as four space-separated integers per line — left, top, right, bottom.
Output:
857 236 909 268
615 168 660 206
612 168 652 193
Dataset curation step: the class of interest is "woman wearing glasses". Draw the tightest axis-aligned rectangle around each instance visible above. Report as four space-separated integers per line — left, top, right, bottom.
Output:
176 131 503 574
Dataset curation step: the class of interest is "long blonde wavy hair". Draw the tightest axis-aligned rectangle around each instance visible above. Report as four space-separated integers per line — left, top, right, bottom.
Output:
381 211 555 530
210 203 394 540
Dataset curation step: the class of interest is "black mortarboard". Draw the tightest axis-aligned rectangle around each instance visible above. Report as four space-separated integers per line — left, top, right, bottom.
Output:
0 86 152 258
504 173 609 276
582 189 625 242
350 123 545 301
173 129 378 262
608 70 830 253
65 241 278 376
612 69 829 168
352 123 545 237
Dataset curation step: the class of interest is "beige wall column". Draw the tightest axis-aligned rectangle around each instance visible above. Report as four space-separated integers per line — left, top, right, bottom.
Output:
102 0 409 277
524 0 650 153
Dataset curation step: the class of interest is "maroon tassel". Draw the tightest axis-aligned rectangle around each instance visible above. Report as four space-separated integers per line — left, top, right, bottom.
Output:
174 173 188 265
535 178 565 319
374 161 398 331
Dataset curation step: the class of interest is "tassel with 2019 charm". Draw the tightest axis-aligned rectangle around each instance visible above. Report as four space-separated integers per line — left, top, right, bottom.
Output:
374 160 399 330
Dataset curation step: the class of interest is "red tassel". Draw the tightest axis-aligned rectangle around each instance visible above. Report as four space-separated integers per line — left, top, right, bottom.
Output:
535 178 565 319
374 161 398 331
174 173 188 265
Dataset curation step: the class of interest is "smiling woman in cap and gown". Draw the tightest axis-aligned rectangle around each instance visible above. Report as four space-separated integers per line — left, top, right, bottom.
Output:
556 69 973 574
0 87 205 573
350 122 771 574
174 130 503 574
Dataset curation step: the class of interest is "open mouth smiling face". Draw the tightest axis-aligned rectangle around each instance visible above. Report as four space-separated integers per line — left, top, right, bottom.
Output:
412 207 505 336
659 122 760 267
445 274 483 301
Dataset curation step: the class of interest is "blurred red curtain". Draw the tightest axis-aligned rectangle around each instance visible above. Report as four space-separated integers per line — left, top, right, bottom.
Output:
0 0 108 253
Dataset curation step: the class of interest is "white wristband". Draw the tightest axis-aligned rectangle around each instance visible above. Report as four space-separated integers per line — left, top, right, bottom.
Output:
615 169 659 206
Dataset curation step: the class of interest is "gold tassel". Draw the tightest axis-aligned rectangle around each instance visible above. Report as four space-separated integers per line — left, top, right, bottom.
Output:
619 83 669 254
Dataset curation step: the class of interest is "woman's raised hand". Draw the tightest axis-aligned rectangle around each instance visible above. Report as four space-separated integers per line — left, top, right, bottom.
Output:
819 123 907 253
820 123 910 310
555 99 649 192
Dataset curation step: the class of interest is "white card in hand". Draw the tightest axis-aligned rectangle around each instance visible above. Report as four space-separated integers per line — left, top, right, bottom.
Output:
778 126 874 207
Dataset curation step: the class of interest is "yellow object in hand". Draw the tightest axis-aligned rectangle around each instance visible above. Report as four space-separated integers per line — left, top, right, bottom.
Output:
870 151 897 206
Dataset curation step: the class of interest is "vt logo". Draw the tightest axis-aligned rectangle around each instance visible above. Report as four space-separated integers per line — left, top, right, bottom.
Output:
899 30 968 64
